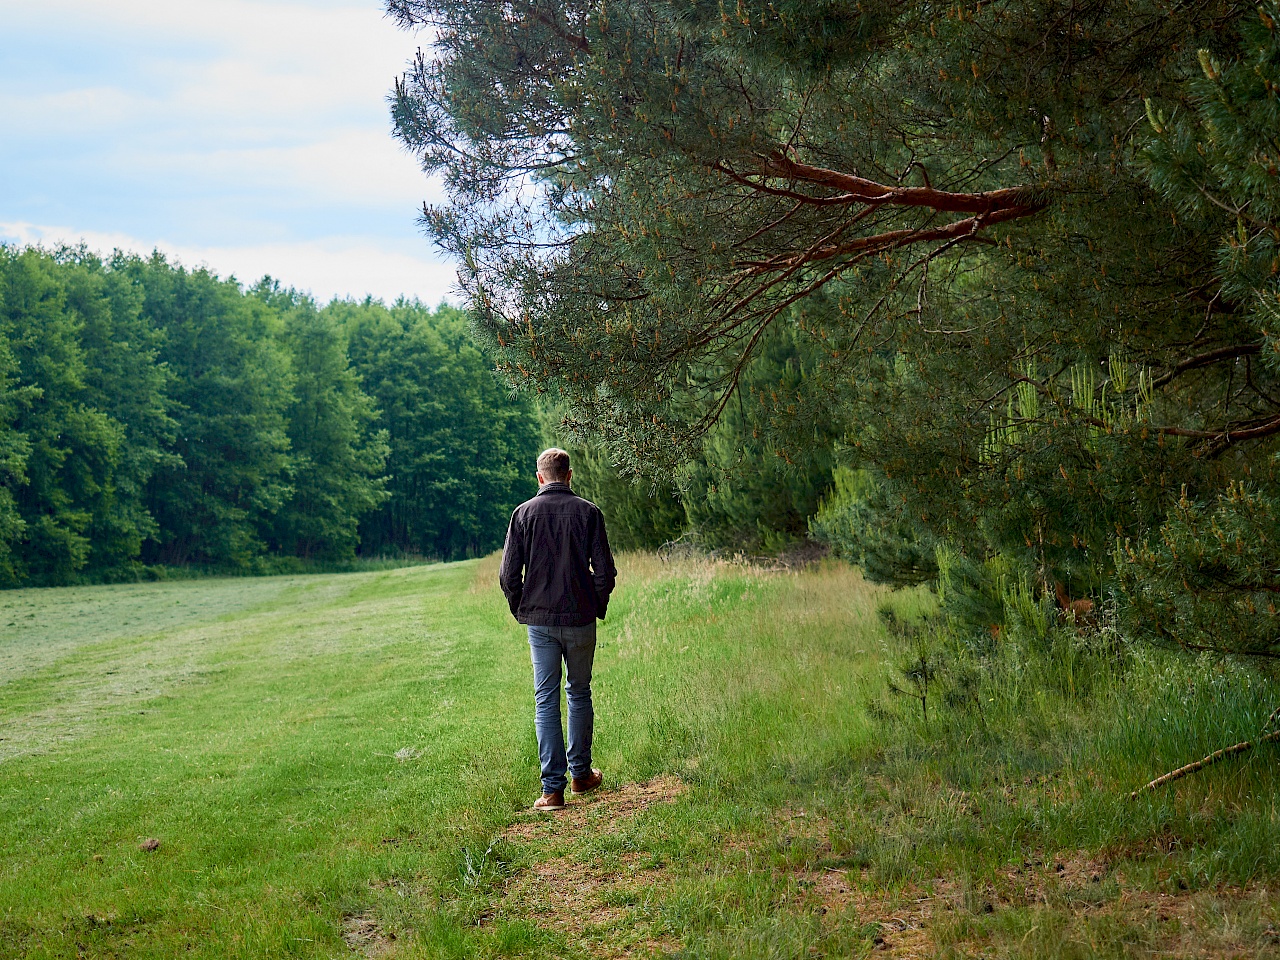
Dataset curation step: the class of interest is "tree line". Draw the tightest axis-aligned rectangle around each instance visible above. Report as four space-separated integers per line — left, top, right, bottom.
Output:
0 245 540 587
391 0 1280 660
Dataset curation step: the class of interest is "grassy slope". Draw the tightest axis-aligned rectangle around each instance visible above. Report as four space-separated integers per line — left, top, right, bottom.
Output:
1 555 1278 959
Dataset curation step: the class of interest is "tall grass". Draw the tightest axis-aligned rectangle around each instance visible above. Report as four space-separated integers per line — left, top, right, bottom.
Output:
865 579 1280 895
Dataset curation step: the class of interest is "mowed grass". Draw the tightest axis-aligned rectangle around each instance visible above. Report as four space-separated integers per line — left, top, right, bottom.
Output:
1 555 1279 959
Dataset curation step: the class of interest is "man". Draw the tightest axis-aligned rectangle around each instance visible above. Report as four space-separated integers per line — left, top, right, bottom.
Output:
500 448 617 811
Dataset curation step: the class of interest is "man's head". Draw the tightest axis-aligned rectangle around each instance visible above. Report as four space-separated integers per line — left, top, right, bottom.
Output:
536 448 572 486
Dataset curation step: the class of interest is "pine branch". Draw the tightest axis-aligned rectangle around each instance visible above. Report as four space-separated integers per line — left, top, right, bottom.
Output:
530 10 590 54
758 153 1049 215
1156 414 1280 444
1152 342 1263 389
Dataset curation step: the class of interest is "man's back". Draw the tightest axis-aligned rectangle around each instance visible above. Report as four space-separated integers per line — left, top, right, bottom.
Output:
500 481 617 626
503 449 613 812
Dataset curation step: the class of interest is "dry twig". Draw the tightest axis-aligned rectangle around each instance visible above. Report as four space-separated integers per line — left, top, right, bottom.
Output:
1129 729 1280 800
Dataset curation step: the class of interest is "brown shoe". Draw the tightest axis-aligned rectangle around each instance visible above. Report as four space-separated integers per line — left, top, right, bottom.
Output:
532 791 565 811
570 769 603 795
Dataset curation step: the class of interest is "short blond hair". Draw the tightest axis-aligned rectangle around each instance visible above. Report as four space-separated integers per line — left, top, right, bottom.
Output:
537 447 571 482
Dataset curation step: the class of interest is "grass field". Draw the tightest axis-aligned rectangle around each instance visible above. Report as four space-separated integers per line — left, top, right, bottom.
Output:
2 554 1279 958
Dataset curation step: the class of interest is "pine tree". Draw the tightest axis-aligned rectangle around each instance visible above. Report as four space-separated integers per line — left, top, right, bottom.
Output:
1115 6 1280 658
391 0 1280 656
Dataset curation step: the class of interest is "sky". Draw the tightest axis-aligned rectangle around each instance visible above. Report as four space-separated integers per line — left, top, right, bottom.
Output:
0 0 455 304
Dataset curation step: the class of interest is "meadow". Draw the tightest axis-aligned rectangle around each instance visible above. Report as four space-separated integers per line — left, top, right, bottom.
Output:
1 554 1278 959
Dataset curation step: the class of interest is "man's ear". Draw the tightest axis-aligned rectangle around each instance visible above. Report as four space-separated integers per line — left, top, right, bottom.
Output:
566 468 572 484
536 472 546 486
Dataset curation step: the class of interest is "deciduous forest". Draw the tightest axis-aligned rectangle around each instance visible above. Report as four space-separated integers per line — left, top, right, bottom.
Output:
0 246 540 586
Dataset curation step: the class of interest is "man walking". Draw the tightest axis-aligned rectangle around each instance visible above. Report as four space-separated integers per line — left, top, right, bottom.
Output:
500 448 617 811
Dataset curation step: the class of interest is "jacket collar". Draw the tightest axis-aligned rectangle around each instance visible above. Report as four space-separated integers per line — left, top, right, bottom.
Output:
536 482 573 496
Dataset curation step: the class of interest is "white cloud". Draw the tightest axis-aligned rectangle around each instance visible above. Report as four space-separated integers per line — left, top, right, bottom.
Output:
0 87 145 135
0 0 449 301
150 129 440 208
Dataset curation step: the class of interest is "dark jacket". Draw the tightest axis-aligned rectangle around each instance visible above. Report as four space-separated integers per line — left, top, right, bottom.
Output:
499 482 617 626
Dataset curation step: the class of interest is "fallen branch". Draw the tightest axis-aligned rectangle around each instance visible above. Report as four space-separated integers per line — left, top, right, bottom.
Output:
1129 728 1280 800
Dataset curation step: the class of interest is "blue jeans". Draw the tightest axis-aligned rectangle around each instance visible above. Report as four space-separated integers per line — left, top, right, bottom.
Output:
527 623 596 794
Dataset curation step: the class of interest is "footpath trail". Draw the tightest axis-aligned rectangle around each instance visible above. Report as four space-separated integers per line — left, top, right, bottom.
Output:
2 555 1278 959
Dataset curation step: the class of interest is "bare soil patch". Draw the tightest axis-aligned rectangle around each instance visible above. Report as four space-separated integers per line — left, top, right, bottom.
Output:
495 850 672 957
487 775 688 957
794 867 952 957
794 862 1279 958
502 774 686 842
768 810 1280 959
341 911 395 957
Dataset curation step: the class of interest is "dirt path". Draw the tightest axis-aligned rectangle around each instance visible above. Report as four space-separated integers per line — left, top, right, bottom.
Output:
485 776 688 958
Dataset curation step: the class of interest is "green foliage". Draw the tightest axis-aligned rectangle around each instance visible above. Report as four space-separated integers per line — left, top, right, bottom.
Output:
258 285 389 560
810 468 937 586
879 604 945 726
0 246 536 584
1142 5 1280 307
395 0 1280 657
679 325 836 552
0 247 169 586
1115 5 1280 658
558 441 685 551
0 333 28 583
395 0 1239 451
126 254 295 568
66 251 177 579
556 325 836 552
339 299 540 560
934 546 1011 646
1118 483 1280 658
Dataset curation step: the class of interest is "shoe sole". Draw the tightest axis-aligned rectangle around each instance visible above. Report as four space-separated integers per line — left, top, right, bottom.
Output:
533 804 565 811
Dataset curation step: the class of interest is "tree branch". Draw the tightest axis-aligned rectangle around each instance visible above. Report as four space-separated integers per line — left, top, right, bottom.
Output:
530 10 590 54
1156 414 1280 443
753 204 1038 271
1152 342 1262 389
758 152 1048 215
1129 728 1280 800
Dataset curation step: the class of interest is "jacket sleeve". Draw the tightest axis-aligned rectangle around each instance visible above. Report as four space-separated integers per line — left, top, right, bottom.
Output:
498 512 525 619
590 507 618 620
